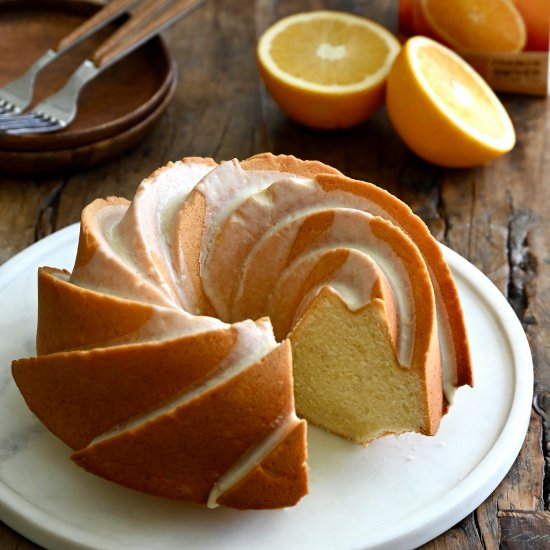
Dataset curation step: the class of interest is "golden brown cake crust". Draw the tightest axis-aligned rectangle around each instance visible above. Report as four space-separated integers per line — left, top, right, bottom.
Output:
175 190 216 316
242 152 342 177
315 172 472 389
73 197 129 272
218 419 308 509
36 267 156 355
13 327 238 450
71 342 307 507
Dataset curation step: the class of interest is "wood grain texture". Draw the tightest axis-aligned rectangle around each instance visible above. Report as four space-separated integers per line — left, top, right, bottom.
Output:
500 511 550 549
0 0 548 548
0 176 62 264
0 522 41 549
93 0 202 67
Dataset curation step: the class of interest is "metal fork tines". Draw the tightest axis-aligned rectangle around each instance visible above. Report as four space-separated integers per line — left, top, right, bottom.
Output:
0 51 58 115
0 61 98 134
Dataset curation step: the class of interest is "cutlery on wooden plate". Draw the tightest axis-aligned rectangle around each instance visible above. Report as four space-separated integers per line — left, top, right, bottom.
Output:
0 0 203 134
0 0 141 116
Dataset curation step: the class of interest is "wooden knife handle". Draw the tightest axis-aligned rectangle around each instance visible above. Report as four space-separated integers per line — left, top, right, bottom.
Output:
55 0 141 53
91 0 203 68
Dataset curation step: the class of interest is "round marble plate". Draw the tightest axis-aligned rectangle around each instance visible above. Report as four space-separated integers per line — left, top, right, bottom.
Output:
0 224 533 550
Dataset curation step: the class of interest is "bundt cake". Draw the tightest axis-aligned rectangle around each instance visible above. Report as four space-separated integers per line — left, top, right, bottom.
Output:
11 153 472 510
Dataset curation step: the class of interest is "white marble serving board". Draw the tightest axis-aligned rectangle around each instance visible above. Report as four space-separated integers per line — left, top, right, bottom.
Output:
0 224 533 550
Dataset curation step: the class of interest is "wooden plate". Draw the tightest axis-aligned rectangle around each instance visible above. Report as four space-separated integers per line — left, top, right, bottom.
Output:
0 75 176 175
0 0 175 152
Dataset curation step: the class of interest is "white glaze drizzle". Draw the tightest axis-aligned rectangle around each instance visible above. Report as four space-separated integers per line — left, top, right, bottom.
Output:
202 171 459 402
432 275 458 403
70 203 174 307
196 160 308 270
53 270 226 348
207 412 302 508
117 160 216 310
272 249 389 332
88 319 277 447
233 208 416 367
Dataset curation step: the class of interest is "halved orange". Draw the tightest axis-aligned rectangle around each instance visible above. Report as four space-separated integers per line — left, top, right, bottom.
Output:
386 36 516 167
420 0 527 52
257 11 401 129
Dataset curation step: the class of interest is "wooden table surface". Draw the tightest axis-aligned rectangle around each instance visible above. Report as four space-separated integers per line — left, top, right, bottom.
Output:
1 0 548 548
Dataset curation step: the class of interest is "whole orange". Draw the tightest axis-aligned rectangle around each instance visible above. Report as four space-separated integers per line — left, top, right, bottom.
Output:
514 0 550 51
420 0 527 52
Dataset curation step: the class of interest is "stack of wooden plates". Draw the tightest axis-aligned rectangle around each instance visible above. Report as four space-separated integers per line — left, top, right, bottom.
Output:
0 0 176 176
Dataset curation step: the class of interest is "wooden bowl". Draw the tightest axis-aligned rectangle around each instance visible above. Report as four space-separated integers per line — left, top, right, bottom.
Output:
0 0 176 152
0 75 176 175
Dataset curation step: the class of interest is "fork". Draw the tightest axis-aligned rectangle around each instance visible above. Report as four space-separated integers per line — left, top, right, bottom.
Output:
0 0 141 116
0 0 203 135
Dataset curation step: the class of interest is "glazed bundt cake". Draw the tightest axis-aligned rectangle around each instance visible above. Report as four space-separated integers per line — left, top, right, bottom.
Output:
12 153 472 509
